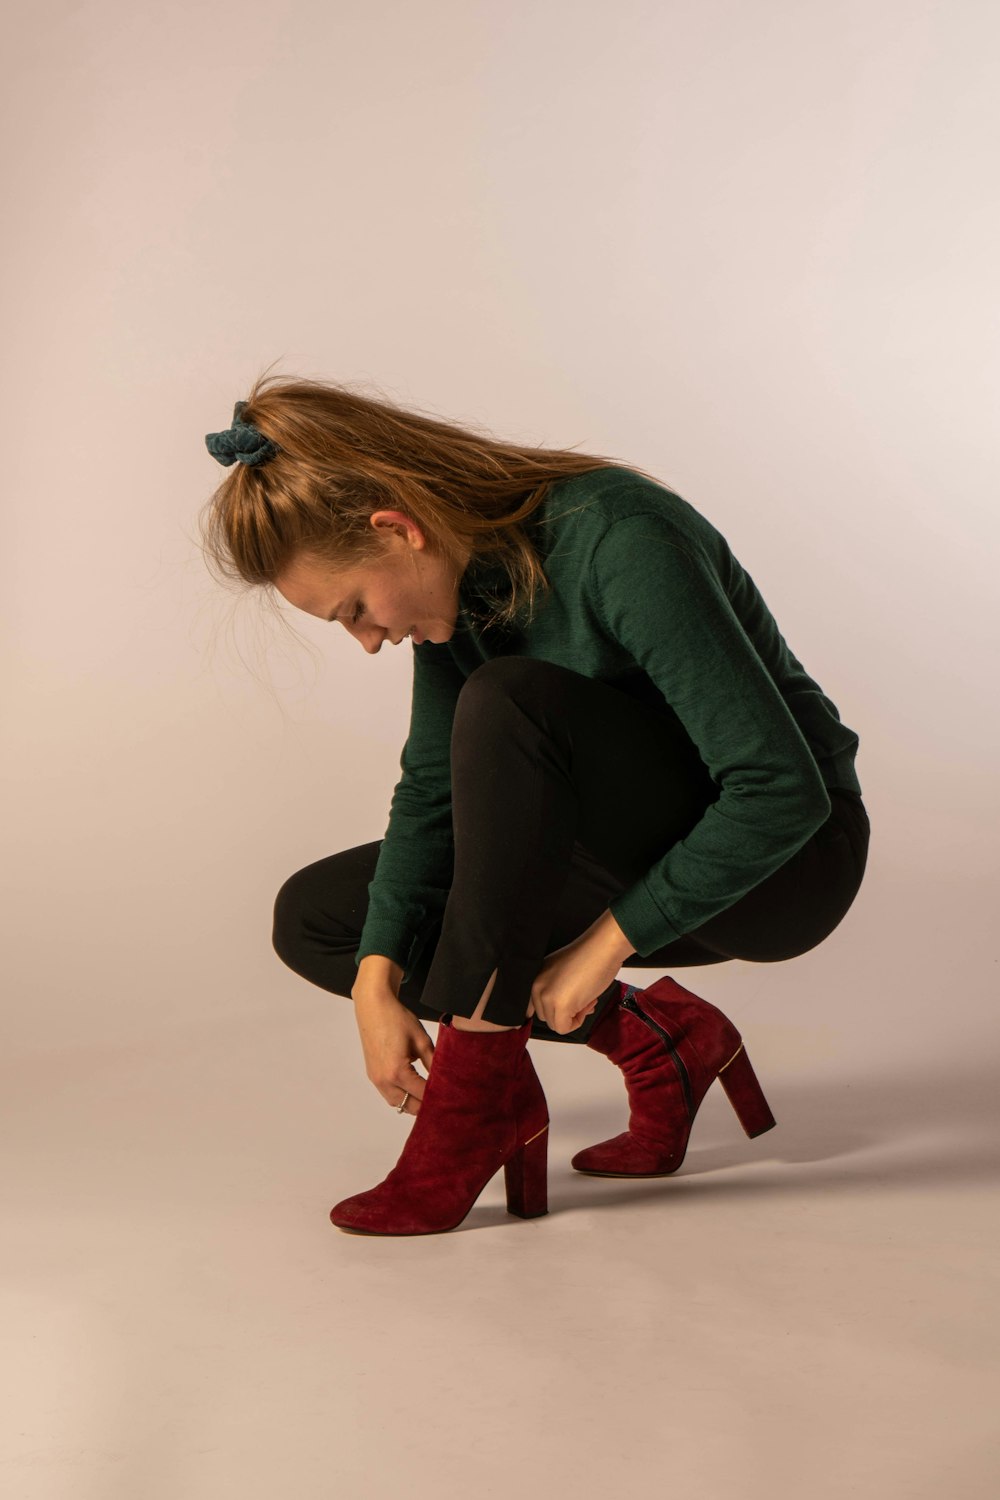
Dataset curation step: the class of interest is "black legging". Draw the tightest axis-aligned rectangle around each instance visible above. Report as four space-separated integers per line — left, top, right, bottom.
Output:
273 657 870 1046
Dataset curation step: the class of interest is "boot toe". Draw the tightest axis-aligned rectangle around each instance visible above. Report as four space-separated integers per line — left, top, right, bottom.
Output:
329 1186 388 1233
329 1178 459 1236
571 1130 685 1177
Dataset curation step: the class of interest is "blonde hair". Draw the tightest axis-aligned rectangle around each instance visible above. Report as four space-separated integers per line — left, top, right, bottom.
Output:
198 368 661 633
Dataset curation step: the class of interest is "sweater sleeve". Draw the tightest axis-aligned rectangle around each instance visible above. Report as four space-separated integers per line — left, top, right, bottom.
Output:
354 642 463 983
590 512 832 954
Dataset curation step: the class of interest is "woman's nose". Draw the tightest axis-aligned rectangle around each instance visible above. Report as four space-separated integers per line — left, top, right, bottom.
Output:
357 624 387 653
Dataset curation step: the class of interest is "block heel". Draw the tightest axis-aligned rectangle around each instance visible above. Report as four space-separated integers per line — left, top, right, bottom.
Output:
504 1123 549 1218
717 1043 776 1138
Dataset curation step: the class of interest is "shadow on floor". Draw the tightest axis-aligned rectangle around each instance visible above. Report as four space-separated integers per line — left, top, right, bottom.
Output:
543 1054 1000 1204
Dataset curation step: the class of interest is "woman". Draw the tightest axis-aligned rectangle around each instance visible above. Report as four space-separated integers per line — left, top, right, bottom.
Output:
201 373 870 1238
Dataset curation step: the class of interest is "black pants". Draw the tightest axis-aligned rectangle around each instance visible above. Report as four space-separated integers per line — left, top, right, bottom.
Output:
273 657 870 1046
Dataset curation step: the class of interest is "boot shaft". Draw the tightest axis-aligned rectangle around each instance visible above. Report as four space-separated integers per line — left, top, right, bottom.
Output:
585 977 743 1101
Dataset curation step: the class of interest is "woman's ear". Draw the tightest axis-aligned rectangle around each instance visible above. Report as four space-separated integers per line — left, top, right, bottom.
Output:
369 509 425 549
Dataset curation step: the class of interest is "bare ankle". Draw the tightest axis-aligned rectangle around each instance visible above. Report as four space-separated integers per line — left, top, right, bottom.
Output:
451 1015 517 1032
449 966 517 1031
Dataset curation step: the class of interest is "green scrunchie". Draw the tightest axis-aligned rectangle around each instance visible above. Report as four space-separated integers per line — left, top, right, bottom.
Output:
205 400 280 467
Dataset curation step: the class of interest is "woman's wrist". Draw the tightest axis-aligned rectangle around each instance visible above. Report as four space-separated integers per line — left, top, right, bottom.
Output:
580 908 636 966
353 953 404 1000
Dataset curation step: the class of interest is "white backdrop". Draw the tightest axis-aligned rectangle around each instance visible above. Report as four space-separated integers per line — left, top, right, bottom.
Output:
2 4 997 1498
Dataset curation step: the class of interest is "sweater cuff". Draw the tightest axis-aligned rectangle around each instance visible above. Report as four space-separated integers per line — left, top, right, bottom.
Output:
609 881 684 958
354 923 424 983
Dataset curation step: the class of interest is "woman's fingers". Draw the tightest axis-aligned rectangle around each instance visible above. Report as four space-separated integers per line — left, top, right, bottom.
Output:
394 1060 430 1113
413 1026 436 1073
356 991 435 1115
389 1016 439 1114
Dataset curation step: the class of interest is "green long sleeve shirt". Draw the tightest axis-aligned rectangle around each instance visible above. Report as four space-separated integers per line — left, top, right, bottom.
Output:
354 466 862 982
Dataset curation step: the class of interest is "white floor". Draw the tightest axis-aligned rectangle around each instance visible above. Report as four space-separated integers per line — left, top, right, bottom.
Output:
4 933 997 1500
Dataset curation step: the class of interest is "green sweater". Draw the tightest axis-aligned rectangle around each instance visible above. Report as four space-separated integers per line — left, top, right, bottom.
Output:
354 466 862 982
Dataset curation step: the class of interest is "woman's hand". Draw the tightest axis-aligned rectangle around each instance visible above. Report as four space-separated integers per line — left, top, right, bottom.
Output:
527 910 635 1036
351 986 436 1115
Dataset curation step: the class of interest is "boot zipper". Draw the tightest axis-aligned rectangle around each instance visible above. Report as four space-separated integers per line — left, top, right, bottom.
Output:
619 985 694 1120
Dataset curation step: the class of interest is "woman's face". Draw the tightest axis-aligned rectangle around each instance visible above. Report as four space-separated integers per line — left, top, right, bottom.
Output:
275 511 470 653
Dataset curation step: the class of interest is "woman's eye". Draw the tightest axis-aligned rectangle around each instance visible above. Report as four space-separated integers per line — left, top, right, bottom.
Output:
352 602 366 624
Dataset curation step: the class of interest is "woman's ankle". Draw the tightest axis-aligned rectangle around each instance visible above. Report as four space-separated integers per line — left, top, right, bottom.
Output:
449 966 518 1030
451 1015 517 1032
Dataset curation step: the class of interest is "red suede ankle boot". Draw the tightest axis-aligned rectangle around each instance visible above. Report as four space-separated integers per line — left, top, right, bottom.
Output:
330 1015 549 1235
571 977 776 1177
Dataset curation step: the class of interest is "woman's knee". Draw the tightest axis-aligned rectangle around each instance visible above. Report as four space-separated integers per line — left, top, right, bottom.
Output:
272 846 377 970
462 655 561 693
271 868 312 968
454 656 561 732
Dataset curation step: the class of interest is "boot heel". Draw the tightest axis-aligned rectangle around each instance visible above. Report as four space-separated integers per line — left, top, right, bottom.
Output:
717 1044 776 1138
504 1124 549 1219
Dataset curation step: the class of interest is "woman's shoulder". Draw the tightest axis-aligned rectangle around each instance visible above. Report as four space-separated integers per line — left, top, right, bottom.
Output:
541 466 719 556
